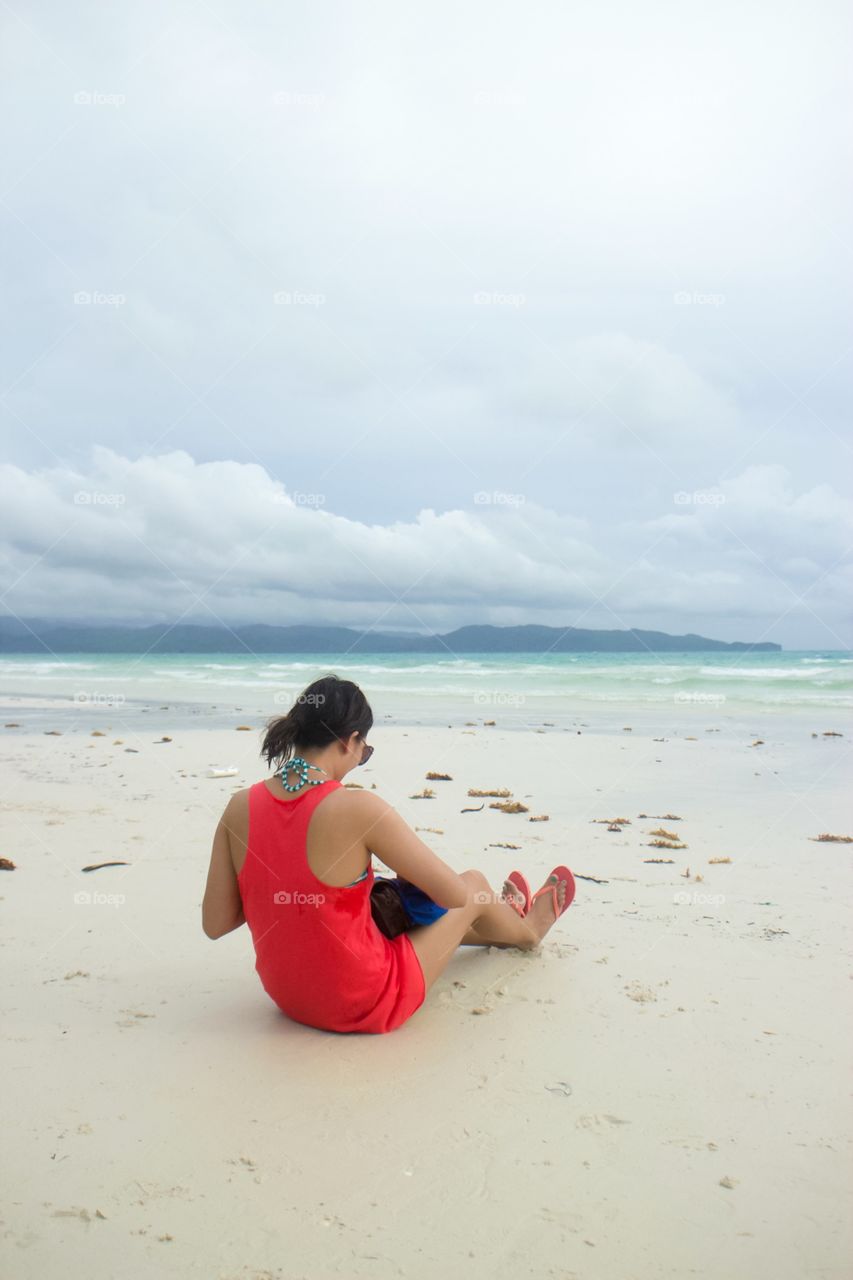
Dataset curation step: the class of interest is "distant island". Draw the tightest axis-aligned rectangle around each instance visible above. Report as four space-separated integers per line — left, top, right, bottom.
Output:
0 618 782 654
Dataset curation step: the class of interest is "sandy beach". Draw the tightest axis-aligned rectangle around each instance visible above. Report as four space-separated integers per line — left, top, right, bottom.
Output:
2 713 851 1279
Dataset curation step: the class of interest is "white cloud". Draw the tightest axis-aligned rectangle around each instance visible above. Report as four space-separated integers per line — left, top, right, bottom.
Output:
0 449 849 647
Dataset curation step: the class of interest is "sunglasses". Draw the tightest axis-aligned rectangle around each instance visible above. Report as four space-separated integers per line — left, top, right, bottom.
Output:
359 740 374 766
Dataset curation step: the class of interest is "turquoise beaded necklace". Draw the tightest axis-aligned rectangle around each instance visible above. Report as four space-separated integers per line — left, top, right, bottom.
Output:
277 755 330 792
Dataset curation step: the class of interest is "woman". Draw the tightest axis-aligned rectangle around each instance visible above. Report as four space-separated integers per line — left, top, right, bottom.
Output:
201 674 575 1034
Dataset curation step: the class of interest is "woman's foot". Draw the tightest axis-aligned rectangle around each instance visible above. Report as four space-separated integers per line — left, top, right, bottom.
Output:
525 873 570 942
499 878 527 916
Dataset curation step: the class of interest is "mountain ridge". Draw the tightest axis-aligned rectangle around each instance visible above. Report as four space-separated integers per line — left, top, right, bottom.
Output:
0 618 782 653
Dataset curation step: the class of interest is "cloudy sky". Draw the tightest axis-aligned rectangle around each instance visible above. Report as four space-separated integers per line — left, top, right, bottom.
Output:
1 1 851 648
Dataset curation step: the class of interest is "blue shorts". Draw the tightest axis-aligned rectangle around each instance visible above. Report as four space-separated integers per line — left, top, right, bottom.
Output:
389 877 449 927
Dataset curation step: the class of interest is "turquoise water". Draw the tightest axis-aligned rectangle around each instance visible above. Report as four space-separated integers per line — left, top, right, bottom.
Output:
1 651 850 730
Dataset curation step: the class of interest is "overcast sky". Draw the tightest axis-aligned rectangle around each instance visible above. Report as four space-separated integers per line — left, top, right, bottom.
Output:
1 1 851 649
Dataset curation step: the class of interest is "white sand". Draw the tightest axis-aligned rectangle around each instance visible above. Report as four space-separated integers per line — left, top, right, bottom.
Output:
2 716 851 1279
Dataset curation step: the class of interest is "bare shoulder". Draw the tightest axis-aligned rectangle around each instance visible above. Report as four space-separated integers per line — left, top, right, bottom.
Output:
221 787 251 827
338 787 392 817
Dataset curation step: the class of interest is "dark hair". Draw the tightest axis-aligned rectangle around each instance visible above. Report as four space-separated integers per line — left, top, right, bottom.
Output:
261 674 373 769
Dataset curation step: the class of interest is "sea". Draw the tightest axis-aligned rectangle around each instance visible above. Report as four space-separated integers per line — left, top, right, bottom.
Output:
0 650 850 738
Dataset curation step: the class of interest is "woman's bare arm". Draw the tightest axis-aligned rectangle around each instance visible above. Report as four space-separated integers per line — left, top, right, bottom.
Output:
351 791 469 908
202 800 247 938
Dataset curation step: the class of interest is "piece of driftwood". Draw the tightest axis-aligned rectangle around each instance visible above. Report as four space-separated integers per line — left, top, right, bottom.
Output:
81 861 129 873
461 802 485 813
574 873 608 884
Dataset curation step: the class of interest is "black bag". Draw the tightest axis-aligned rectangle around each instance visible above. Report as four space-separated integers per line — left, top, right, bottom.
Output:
369 878 412 939
369 876 449 939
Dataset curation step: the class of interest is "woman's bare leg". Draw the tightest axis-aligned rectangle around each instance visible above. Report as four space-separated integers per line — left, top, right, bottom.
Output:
405 869 568 994
458 877 527 946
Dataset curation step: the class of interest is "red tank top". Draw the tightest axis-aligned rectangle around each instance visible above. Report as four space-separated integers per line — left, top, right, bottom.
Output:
237 779 426 1034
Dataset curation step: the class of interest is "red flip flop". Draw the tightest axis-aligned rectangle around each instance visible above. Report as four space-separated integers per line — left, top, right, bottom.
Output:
529 865 576 919
504 870 531 917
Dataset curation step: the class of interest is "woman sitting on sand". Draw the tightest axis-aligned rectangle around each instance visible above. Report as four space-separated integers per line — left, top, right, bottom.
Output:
201 675 575 1034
